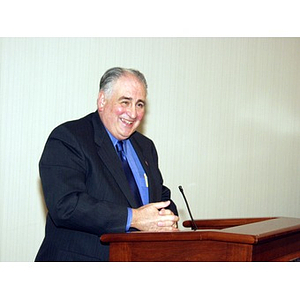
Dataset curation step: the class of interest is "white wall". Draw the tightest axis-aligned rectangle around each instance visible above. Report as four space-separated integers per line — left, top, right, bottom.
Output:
1 37 299 261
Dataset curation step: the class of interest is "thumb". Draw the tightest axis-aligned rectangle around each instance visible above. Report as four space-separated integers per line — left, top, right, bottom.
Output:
152 200 171 210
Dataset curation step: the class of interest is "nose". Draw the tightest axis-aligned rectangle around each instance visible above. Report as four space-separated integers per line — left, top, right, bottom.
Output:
127 104 137 119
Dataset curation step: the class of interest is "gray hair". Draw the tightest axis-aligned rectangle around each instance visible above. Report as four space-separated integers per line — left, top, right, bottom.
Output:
99 67 148 97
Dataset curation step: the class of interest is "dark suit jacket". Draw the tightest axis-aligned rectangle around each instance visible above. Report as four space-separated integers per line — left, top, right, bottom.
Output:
35 111 178 261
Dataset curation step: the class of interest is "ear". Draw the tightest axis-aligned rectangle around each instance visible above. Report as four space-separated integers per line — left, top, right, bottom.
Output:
97 91 106 112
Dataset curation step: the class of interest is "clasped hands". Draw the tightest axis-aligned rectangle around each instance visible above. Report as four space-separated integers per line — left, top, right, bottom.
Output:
131 200 179 232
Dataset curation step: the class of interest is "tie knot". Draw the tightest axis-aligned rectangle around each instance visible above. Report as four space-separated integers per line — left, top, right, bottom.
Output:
116 141 124 153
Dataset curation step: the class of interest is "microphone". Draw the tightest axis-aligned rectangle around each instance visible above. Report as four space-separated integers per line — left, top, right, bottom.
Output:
178 185 198 231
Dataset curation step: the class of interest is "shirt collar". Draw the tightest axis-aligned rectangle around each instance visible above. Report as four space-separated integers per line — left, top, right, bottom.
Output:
105 129 128 149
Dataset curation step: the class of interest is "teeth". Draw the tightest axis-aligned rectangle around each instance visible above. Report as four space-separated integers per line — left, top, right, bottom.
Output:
121 118 133 125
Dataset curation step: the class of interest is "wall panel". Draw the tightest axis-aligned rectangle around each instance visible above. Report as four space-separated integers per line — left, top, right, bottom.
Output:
1 38 299 261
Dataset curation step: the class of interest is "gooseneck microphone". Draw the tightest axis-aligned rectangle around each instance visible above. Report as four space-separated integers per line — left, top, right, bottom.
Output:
178 185 198 231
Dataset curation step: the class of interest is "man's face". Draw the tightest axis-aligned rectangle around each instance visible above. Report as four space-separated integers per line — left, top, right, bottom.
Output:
97 74 146 140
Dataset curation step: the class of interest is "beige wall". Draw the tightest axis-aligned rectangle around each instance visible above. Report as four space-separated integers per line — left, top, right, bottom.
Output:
1 37 300 261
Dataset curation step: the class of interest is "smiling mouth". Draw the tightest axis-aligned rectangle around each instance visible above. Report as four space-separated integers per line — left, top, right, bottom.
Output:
120 118 134 126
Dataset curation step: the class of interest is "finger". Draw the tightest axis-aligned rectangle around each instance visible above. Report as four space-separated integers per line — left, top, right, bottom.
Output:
152 200 171 210
157 216 179 227
159 209 174 216
157 221 179 232
158 220 174 227
156 226 179 232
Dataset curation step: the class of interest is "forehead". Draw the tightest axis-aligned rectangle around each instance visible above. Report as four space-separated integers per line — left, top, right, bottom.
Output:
112 74 147 97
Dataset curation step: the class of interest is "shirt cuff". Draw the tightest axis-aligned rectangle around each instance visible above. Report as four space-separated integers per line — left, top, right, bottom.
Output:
126 207 133 231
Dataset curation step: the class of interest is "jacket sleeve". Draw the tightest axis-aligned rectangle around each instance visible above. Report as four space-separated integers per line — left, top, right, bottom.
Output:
39 125 128 237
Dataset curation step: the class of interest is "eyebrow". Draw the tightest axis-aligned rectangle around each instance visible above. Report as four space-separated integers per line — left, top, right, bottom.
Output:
119 96 132 101
119 96 146 104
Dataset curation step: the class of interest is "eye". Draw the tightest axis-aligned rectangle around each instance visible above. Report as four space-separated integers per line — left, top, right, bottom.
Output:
121 100 130 106
137 102 145 109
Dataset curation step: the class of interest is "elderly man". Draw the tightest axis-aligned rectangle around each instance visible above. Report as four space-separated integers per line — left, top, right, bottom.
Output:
35 67 179 261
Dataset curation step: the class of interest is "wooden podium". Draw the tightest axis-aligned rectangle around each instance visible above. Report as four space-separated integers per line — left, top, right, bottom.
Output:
100 217 300 262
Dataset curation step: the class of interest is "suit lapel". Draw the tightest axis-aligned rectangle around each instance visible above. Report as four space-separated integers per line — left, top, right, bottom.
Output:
91 112 138 207
130 135 156 204
130 135 150 173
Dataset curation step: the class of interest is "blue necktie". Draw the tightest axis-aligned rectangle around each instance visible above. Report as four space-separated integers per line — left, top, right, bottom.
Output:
116 141 143 207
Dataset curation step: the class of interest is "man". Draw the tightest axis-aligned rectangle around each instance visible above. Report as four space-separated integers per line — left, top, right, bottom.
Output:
35 67 179 261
